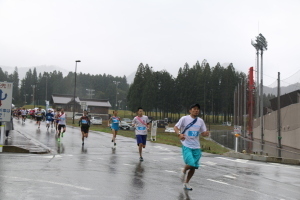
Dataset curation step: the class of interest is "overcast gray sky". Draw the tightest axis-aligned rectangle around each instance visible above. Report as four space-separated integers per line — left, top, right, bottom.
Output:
1 0 300 86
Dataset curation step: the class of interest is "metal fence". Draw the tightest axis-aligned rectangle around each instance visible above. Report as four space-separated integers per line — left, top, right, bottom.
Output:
210 130 300 160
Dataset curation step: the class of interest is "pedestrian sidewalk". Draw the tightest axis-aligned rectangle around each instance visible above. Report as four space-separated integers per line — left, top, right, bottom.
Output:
2 129 50 154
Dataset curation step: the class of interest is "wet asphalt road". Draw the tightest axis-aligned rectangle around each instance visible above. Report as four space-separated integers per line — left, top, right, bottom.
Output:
1 119 300 200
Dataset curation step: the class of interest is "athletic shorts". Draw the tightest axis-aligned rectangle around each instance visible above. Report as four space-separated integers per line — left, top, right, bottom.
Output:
182 146 202 169
22 115 26 118
111 123 119 131
36 117 42 121
58 124 66 131
136 135 147 146
81 125 89 133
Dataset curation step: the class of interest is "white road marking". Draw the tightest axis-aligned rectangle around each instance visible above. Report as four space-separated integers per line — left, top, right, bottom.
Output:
153 146 171 151
207 179 229 185
42 155 62 159
123 164 134 166
223 175 236 179
0 175 92 191
165 170 177 173
203 161 217 166
207 178 286 199
235 159 249 163
162 157 176 160
217 157 300 170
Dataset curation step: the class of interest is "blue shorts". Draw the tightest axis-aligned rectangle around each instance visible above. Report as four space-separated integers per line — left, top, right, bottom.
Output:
182 146 202 169
111 123 119 131
136 135 147 146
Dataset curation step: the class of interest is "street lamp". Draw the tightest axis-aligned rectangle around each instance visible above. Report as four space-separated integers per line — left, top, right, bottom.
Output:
118 100 122 109
73 60 81 124
24 94 28 105
31 85 36 108
86 89 95 99
113 81 120 110
252 33 268 145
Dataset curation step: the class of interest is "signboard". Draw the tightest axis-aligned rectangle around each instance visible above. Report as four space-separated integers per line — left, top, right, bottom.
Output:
0 82 13 122
234 125 242 135
80 101 87 110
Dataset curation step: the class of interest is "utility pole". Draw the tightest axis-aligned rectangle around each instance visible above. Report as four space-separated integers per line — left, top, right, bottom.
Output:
113 81 120 110
277 72 282 157
243 79 247 138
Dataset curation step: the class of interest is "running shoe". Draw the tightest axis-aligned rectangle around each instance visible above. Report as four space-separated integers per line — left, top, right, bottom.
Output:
139 157 144 161
82 142 84 146
111 139 113 142
57 138 60 142
183 183 193 190
114 143 116 146
62 132 64 137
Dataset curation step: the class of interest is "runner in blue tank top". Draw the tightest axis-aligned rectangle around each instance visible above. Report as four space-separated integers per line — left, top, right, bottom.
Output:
108 110 121 149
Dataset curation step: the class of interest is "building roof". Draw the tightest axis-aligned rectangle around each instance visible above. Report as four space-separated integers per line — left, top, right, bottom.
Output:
52 95 80 104
269 90 300 111
51 94 111 108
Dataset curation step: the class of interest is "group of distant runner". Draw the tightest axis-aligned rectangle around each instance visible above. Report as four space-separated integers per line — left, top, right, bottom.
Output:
13 107 67 141
13 103 209 191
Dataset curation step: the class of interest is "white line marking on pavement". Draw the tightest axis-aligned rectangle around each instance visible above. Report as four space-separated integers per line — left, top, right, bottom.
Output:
235 159 249 163
207 178 286 199
202 161 217 166
123 164 134 166
0 175 92 191
165 170 177 173
217 157 300 170
207 179 229 185
223 175 236 179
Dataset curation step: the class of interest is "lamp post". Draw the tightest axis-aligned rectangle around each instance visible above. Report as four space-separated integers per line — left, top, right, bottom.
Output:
24 94 28 105
251 33 268 146
118 100 122 109
86 89 95 99
72 60 81 124
31 85 36 108
113 81 120 110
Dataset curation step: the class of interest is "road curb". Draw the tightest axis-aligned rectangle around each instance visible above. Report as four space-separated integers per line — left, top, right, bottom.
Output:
3 130 51 154
223 151 300 165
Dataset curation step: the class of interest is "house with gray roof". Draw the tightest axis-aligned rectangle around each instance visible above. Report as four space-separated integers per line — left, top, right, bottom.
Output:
50 94 111 114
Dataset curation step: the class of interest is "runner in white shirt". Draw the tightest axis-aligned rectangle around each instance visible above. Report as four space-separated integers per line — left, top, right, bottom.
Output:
57 109 67 142
131 107 150 161
21 108 27 124
35 107 43 128
174 103 209 191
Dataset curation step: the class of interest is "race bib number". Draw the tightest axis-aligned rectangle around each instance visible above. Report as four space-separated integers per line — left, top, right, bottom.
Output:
82 119 88 124
188 131 199 137
137 127 146 131
112 119 119 123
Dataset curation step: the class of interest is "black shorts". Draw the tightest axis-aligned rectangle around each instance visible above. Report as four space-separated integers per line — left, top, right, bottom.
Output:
81 125 89 133
58 124 66 131
36 117 42 121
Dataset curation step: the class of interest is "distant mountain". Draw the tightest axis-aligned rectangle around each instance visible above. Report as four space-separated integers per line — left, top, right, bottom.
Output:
264 83 300 96
0 65 70 80
126 71 136 85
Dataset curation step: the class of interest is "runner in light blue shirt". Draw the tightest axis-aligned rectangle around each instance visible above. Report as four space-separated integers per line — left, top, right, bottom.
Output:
174 103 209 191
